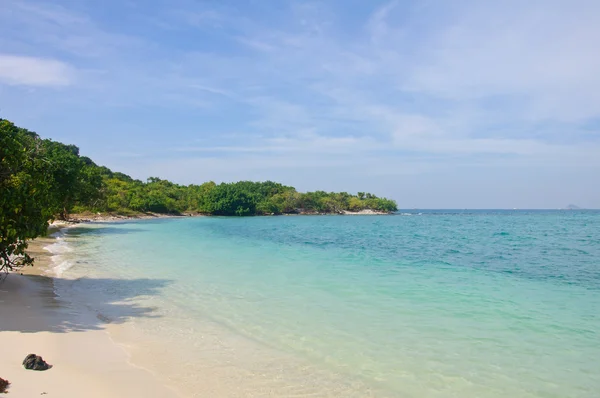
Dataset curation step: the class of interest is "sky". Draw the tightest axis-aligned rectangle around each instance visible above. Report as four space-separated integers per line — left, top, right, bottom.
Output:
1 0 599 209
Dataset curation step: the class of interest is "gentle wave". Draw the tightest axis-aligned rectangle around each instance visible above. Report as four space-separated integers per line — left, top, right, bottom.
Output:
43 227 74 276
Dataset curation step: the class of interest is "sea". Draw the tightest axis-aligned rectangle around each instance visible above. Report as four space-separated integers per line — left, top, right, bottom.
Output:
45 210 600 397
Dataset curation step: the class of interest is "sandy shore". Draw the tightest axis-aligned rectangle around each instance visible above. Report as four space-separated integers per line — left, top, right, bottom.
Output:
1 217 385 397
0 232 181 397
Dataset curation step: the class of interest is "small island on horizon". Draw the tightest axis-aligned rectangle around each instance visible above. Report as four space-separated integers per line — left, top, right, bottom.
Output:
564 204 583 210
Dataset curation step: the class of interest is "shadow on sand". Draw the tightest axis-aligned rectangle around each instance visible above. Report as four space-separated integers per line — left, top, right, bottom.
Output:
0 274 171 334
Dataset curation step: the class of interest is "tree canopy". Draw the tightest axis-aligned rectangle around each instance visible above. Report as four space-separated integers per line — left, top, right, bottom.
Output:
1 119 102 274
96 177 398 216
1 119 398 274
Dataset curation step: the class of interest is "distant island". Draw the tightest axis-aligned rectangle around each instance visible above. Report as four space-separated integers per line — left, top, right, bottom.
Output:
565 204 583 210
1 118 397 273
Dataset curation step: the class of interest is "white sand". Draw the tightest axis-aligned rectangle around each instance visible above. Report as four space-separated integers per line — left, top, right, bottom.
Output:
0 273 181 397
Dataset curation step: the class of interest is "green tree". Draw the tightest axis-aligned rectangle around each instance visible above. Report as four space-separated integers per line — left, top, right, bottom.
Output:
1 120 54 274
204 183 258 216
42 140 103 219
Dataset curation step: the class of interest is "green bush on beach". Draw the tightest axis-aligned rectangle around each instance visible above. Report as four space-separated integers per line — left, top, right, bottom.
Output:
0 119 397 273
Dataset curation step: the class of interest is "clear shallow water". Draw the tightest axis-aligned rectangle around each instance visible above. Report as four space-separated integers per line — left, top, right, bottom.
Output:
49 211 600 397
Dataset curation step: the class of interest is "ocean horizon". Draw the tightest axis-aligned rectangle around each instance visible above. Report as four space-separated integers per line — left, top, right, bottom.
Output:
45 210 600 397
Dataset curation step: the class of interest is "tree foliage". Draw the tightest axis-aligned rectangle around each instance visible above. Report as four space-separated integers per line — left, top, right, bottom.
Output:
0 119 101 274
94 177 397 216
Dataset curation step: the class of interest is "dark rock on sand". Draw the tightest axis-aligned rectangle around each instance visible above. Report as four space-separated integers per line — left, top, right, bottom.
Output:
0 377 9 393
23 354 50 371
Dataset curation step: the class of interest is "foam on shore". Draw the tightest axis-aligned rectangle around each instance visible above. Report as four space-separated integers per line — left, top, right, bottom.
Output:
43 229 74 277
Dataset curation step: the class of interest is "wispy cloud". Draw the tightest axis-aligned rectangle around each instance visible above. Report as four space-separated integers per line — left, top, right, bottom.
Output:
1 1 143 59
0 54 74 86
398 1 600 122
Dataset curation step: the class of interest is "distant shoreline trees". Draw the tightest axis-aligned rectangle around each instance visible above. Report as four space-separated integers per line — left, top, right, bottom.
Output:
96 178 397 217
1 119 398 273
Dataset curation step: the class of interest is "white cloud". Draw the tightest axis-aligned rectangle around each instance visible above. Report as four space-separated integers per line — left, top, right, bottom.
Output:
173 132 380 155
395 0 600 122
0 54 74 86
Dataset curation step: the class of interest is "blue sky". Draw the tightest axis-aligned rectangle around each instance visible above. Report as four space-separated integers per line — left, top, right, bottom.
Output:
1 0 599 208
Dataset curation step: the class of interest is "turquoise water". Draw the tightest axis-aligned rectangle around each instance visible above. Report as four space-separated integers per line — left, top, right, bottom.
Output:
50 211 600 397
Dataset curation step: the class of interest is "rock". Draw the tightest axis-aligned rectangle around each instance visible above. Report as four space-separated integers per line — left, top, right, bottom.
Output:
22 354 50 371
0 377 9 393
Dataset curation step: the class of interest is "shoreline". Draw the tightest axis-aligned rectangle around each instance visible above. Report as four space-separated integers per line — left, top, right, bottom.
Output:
4 220 383 397
0 229 182 397
63 208 393 223
63 211 194 223
1 216 392 397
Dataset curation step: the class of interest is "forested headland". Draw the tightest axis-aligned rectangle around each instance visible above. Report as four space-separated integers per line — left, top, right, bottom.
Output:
1 119 397 273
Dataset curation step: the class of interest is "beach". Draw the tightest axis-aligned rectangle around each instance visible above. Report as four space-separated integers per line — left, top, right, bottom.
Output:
1 223 369 398
1 212 599 397
0 232 181 397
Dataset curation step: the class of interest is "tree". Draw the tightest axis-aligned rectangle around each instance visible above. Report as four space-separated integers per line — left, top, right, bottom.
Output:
348 197 366 212
1 119 106 275
204 183 257 216
0 120 54 274
42 140 103 219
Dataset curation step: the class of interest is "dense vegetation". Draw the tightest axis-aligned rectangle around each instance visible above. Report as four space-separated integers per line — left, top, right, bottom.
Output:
1 119 103 273
96 177 397 217
1 119 397 273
